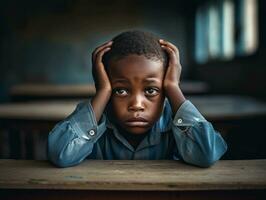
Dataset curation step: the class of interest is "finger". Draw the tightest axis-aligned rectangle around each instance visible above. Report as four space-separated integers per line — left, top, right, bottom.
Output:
161 45 179 66
159 39 179 54
92 46 111 83
95 47 111 66
92 41 112 62
92 46 111 75
92 41 113 62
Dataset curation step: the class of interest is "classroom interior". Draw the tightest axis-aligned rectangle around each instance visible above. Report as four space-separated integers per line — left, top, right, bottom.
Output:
0 0 266 199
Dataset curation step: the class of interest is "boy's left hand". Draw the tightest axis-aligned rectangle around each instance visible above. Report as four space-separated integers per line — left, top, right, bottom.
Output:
159 39 185 113
159 39 182 90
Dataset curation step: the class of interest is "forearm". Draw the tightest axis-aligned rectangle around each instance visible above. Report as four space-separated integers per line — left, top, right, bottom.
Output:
48 124 94 167
91 89 111 122
48 101 107 167
165 83 186 114
171 101 227 167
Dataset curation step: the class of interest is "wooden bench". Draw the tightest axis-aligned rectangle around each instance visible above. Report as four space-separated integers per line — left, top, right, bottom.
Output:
0 159 265 199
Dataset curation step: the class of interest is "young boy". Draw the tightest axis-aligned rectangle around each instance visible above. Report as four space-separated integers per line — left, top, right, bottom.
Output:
48 30 227 168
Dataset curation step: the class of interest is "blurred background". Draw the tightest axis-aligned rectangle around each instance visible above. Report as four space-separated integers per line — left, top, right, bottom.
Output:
0 0 265 160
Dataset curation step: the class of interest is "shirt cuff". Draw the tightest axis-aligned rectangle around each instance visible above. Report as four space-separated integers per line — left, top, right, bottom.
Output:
69 100 106 141
173 100 207 127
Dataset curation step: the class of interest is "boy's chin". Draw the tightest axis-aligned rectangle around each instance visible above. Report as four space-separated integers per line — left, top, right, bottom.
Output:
124 126 150 135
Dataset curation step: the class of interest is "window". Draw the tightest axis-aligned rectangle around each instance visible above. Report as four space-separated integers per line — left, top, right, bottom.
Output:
195 0 258 64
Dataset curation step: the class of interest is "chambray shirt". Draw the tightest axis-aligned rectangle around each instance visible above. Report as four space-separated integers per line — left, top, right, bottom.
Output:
48 100 227 168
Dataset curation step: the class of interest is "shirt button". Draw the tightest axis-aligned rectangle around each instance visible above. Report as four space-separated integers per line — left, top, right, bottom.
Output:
89 129 95 136
177 118 183 124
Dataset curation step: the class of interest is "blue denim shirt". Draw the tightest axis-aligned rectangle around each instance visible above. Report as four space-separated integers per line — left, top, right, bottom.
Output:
48 100 227 168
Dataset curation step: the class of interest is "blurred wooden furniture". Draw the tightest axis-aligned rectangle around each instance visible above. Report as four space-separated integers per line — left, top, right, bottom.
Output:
0 100 78 160
189 95 266 121
1 95 265 121
10 84 96 101
0 95 266 160
0 159 266 199
9 81 209 101
0 100 78 121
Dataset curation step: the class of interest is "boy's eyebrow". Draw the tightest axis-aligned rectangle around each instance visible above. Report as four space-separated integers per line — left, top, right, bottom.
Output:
111 79 130 84
143 78 161 84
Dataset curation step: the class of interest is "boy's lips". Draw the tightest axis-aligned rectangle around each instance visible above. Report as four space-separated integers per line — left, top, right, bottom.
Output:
124 117 149 127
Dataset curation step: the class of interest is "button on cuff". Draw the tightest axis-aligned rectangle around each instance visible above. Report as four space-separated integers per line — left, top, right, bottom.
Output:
88 129 96 136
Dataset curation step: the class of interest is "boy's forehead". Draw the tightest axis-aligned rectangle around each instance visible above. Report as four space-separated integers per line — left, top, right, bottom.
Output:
108 55 164 78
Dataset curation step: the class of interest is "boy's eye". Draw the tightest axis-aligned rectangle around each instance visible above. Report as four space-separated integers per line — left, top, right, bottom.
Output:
113 88 128 96
145 87 159 96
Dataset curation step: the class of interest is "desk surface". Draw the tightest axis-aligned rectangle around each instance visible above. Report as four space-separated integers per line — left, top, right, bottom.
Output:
0 100 79 120
189 95 266 120
0 95 266 121
10 84 96 97
0 159 265 191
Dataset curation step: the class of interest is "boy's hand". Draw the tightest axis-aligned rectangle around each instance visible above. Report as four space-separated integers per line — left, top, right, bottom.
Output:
159 39 181 89
92 41 113 93
91 41 113 122
159 39 185 114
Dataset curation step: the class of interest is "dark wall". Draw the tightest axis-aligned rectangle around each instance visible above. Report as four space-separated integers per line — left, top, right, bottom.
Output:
0 0 192 102
0 0 265 101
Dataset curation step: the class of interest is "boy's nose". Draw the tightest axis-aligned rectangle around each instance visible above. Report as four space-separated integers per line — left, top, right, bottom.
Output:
128 95 145 112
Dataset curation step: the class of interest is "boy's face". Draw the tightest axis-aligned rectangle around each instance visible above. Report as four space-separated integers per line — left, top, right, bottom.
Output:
108 55 165 135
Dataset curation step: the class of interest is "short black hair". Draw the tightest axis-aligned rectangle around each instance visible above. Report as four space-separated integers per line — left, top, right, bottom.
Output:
103 30 168 69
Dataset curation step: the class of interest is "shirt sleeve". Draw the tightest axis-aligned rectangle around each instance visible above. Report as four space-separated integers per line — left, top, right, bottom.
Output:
47 100 106 167
171 100 227 167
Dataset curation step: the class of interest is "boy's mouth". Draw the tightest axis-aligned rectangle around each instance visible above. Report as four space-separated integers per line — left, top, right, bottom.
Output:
124 117 149 127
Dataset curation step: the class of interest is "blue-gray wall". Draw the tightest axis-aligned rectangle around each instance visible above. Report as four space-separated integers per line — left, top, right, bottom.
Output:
0 0 191 101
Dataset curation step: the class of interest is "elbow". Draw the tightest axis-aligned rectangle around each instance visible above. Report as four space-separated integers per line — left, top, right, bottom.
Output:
183 149 220 168
197 156 217 168
47 147 68 168
198 142 228 168
196 145 227 168
47 141 74 168
184 155 217 168
48 150 77 168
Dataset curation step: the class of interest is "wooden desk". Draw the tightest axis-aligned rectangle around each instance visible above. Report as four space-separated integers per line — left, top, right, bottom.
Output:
0 159 265 199
0 100 78 121
189 95 266 121
10 84 96 101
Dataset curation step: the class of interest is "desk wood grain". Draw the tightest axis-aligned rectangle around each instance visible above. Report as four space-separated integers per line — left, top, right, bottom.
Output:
0 159 265 191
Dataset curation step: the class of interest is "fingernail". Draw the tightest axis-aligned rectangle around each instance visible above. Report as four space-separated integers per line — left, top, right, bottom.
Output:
159 39 164 42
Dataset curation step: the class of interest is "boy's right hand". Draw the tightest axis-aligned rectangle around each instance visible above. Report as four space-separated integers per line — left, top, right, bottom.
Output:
91 41 113 123
92 41 113 93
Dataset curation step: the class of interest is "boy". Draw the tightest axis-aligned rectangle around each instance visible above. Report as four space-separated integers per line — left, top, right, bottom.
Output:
48 30 227 168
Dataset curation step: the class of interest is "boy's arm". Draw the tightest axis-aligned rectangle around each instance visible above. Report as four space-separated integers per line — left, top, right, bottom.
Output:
91 41 113 122
48 100 106 167
160 39 227 167
171 100 227 167
48 41 113 167
160 39 186 114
